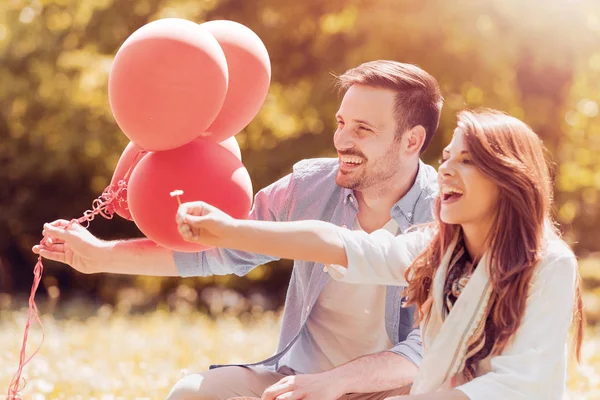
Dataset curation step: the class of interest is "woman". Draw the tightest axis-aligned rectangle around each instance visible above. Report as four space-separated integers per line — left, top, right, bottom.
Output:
176 109 585 400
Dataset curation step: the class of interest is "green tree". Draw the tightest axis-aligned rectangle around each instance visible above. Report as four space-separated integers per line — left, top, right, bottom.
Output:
1 0 598 305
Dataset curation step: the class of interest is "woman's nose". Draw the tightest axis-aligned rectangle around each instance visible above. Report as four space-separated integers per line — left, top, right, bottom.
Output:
438 161 455 177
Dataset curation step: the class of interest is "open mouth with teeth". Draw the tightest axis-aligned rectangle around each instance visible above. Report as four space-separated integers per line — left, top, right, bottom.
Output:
339 155 365 169
442 188 464 202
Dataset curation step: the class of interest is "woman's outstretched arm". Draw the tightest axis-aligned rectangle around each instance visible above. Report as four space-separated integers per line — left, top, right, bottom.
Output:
177 201 348 267
177 201 429 287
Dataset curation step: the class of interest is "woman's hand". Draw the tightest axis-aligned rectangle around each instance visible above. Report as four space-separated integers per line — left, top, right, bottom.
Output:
176 201 237 247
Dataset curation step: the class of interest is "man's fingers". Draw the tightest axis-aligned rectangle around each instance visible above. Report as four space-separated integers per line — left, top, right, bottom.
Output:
274 392 303 400
43 219 86 236
38 248 67 264
42 219 86 239
43 224 71 241
37 237 65 248
33 243 65 254
45 243 65 253
228 398 260 400
262 379 294 400
48 219 71 228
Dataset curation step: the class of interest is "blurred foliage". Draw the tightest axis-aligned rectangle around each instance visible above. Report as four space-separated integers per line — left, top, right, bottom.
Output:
1 0 599 311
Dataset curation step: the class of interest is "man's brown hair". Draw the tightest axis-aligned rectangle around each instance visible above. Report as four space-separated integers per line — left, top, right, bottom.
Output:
336 60 443 152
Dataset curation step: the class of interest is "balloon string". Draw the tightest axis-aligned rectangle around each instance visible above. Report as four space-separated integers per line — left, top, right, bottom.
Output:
122 149 147 182
78 148 146 227
77 179 129 227
7 178 132 400
6 253 44 400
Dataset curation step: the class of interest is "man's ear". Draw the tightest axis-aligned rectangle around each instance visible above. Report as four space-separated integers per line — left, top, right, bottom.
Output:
403 125 426 156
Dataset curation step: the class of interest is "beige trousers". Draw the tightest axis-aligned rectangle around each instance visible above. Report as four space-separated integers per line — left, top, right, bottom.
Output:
166 366 410 400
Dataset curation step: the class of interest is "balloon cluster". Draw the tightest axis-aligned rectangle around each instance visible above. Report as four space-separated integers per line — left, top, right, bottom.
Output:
10 19 270 400
104 18 270 252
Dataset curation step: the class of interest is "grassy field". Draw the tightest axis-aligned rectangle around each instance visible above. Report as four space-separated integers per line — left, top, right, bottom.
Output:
0 304 282 400
0 301 599 400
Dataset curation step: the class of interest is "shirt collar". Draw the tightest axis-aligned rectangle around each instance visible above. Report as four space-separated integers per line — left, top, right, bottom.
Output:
392 160 433 219
342 160 436 218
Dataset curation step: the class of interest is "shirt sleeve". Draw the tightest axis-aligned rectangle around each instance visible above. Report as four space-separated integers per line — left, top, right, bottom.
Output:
388 326 423 367
173 172 296 277
326 228 431 285
456 252 578 400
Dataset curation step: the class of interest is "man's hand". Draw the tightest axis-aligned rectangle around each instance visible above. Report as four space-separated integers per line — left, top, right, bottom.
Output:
32 219 110 274
261 373 345 400
176 201 236 247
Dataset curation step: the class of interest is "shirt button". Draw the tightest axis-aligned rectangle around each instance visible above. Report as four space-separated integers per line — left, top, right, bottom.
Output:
323 265 329 272
407 212 413 218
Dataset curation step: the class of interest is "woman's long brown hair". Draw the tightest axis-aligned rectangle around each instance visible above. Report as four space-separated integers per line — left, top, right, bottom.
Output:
404 109 585 361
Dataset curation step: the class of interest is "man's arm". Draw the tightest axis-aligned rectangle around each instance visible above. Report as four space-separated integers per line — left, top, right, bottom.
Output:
93 238 178 275
261 315 422 399
35 172 296 277
33 222 179 276
329 350 419 393
389 391 470 400
261 351 419 400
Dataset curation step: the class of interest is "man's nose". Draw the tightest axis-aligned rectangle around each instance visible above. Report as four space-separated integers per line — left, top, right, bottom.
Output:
334 127 354 150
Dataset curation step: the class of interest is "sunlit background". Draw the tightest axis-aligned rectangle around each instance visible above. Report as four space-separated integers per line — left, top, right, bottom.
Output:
1 0 599 398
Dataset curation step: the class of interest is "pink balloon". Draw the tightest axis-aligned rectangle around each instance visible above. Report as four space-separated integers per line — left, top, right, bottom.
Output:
200 20 271 142
108 138 240 221
109 18 229 151
219 136 242 161
127 139 253 252
108 142 147 220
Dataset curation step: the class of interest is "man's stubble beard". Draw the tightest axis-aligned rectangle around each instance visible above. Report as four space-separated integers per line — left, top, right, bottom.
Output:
336 168 365 190
336 143 402 192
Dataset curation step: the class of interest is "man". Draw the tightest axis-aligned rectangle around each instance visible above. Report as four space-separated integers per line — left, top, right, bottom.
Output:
35 60 443 400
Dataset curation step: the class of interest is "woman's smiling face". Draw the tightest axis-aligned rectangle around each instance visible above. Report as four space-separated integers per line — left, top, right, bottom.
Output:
438 128 500 228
